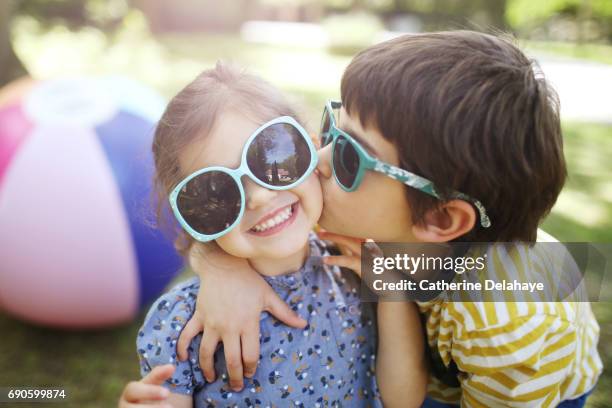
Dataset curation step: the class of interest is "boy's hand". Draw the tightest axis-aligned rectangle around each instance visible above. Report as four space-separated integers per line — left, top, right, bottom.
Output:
319 231 370 277
118 364 174 408
176 243 307 392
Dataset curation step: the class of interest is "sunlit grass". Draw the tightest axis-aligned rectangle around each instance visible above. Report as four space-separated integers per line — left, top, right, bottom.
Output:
543 123 612 242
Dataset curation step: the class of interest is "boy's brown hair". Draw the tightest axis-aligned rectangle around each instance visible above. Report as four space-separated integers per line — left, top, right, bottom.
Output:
151 62 301 257
341 30 566 242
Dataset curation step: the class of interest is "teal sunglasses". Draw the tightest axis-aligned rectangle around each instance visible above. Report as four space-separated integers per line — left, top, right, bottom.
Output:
169 116 318 242
320 100 491 228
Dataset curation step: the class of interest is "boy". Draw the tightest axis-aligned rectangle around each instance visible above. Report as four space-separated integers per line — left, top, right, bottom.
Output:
315 31 602 407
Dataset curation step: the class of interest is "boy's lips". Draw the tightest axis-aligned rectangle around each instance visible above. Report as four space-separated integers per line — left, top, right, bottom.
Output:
248 202 299 237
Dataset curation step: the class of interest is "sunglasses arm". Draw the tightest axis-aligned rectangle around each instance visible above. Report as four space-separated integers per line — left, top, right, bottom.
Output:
370 159 491 229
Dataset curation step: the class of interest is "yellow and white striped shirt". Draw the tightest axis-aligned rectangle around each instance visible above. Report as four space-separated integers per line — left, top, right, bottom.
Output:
418 241 602 407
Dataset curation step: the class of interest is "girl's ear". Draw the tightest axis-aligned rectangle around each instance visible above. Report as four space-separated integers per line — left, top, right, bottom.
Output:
411 200 476 242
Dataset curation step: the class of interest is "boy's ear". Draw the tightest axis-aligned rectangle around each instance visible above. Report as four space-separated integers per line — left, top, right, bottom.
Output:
411 200 476 242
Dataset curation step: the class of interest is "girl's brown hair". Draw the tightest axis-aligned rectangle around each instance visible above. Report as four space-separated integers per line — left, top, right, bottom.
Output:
150 62 301 258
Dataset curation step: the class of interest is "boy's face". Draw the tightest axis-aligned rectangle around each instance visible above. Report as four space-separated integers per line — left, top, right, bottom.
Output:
316 107 418 242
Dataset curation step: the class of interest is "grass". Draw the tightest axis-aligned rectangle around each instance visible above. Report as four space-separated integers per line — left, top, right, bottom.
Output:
542 123 612 242
541 122 612 408
0 314 144 406
2 13 611 406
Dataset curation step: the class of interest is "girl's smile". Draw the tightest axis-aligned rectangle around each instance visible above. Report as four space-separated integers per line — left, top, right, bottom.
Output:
248 202 299 236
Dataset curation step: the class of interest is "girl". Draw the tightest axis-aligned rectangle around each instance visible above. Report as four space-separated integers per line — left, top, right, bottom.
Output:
119 62 413 407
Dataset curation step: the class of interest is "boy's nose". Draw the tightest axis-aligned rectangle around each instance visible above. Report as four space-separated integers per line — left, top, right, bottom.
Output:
316 144 333 179
244 177 278 210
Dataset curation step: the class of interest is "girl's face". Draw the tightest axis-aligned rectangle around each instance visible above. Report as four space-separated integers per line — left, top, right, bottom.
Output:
316 107 417 242
178 110 322 260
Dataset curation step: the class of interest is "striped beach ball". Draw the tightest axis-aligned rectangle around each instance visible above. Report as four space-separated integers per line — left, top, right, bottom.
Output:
0 77 183 328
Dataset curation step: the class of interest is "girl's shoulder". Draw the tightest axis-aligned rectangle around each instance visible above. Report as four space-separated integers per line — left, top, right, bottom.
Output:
141 276 200 328
136 276 202 394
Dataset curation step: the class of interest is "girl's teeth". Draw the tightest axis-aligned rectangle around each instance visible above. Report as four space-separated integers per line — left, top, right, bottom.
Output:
252 205 294 232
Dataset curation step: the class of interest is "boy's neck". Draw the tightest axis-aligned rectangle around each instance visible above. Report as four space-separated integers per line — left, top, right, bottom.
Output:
248 242 310 277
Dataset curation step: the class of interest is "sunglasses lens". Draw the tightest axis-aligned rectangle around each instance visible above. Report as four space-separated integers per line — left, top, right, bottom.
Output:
320 109 332 146
333 135 360 189
247 123 312 187
177 171 241 236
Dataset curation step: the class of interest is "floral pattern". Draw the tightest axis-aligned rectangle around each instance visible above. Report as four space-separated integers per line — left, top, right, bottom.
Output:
137 235 382 407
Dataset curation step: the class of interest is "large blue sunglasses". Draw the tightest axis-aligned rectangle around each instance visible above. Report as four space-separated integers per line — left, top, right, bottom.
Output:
169 116 318 242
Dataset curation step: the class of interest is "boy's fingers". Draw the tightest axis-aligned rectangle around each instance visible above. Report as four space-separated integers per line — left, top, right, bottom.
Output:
177 318 203 361
363 239 384 257
241 323 261 378
141 364 176 385
319 231 364 254
199 331 219 383
122 381 169 402
222 335 244 392
324 255 361 276
264 290 307 329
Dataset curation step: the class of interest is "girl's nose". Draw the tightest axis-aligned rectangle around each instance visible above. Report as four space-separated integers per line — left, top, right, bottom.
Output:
244 177 278 210
316 144 333 179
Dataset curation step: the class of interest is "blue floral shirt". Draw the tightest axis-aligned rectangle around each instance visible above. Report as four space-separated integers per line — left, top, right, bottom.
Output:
137 235 382 407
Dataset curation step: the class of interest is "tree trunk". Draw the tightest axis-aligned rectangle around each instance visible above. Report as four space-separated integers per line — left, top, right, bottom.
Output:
0 0 27 88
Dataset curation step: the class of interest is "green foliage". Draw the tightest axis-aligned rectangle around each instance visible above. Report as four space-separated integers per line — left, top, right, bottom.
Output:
0 0 27 85
16 0 128 30
507 0 612 39
507 0 576 28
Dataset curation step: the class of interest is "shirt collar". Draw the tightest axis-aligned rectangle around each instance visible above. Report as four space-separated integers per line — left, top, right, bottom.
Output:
262 235 322 292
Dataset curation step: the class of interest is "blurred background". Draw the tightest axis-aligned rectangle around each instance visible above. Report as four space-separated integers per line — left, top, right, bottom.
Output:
0 0 610 406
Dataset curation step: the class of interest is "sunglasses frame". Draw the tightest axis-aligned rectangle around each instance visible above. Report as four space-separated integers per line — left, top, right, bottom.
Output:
169 116 319 242
321 100 491 228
